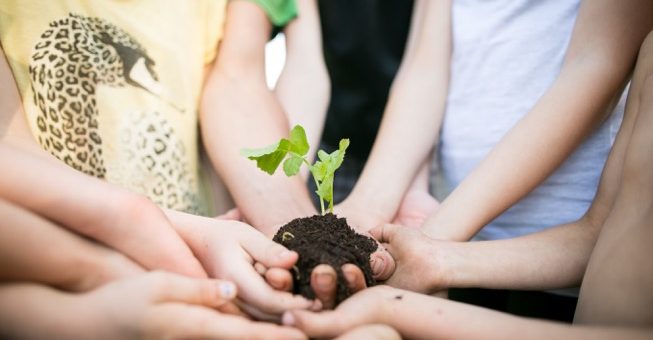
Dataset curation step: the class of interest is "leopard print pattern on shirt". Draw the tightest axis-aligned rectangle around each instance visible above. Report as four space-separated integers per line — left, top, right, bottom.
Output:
28 13 203 213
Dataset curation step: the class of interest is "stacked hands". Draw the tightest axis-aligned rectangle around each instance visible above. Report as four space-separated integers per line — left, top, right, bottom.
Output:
0 144 443 339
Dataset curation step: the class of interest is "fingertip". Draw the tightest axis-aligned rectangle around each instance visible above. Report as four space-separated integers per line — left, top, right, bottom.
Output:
217 280 237 301
371 252 395 281
282 311 296 326
342 264 366 293
264 267 293 291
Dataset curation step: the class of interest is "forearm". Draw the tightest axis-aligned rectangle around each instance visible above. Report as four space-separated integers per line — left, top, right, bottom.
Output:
201 1 316 236
275 0 329 164
442 217 600 291
421 69 626 240
0 143 132 235
421 0 653 241
0 199 143 291
202 71 316 235
345 0 450 222
383 288 651 340
0 283 86 339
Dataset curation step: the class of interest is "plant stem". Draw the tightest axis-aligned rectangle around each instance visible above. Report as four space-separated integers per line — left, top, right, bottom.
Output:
299 156 326 215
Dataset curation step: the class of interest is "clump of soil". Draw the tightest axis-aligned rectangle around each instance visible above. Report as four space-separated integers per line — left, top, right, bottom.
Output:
273 213 378 305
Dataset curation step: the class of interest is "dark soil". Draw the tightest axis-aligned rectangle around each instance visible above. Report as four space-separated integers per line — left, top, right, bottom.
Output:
272 213 378 305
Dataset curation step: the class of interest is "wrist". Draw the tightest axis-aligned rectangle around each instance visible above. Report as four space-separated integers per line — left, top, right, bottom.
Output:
438 241 475 289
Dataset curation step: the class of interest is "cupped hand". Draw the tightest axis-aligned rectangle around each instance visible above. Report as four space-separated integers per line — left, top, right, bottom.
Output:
79 271 306 339
282 285 400 339
369 223 452 294
179 214 318 320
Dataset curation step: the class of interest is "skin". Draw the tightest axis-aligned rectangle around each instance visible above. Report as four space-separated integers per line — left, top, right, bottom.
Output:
0 46 207 279
0 272 306 340
201 0 393 304
0 45 313 319
285 31 653 339
420 0 653 241
336 0 450 233
163 208 318 320
0 198 143 292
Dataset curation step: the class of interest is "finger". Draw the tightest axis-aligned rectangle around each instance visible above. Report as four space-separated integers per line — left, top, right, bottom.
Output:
156 305 306 340
229 264 315 315
283 309 345 339
335 324 401 340
147 271 236 308
254 262 267 275
241 227 299 269
342 264 366 293
369 223 400 244
265 267 293 291
370 248 396 281
311 264 337 309
217 300 248 317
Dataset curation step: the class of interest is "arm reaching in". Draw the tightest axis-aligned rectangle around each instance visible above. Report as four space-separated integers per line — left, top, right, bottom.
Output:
422 0 653 241
0 272 306 340
0 46 206 278
284 285 652 340
201 0 316 236
336 0 451 231
0 198 143 292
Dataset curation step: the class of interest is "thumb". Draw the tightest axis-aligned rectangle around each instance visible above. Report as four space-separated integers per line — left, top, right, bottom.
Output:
369 223 400 244
283 310 345 339
147 272 237 308
242 228 299 269
371 248 395 281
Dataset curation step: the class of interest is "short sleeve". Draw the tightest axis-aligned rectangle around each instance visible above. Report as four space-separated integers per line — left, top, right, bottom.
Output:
244 0 297 27
203 0 228 64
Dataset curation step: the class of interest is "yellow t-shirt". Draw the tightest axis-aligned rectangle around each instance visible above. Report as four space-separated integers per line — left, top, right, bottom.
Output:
0 0 227 215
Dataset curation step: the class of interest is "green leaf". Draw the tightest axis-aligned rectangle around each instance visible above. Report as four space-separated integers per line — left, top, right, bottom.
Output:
283 155 303 176
317 150 329 162
240 141 281 158
288 125 310 156
240 139 292 175
310 160 328 181
315 175 333 204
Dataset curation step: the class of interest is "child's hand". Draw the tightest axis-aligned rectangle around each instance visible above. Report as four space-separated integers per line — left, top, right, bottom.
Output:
282 285 400 339
173 213 319 320
333 203 397 282
370 224 452 294
77 271 306 339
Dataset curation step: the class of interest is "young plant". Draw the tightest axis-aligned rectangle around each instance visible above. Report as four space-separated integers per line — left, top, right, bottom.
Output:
240 125 349 215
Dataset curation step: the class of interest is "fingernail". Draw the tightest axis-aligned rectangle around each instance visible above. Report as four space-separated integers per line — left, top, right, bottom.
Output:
315 273 335 289
372 258 384 275
282 311 295 326
219 281 236 299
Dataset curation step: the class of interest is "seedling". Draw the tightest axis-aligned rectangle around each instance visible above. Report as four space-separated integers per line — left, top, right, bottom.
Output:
240 125 349 215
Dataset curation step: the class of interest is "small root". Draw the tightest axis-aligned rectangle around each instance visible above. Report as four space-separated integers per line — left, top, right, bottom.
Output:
282 231 295 242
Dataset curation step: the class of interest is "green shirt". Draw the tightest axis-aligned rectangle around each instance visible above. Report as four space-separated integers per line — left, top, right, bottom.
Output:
246 0 297 27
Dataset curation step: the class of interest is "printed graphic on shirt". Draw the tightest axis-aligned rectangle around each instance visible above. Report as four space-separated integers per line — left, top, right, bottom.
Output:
28 13 202 213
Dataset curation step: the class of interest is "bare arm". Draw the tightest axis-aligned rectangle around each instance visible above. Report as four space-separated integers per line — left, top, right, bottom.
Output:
338 0 451 230
287 286 653 340
0 47 206 278
422 0 653 241
0 199 143 291
275 0 329 163
0 273 305 339
370 42 646 292
202 1 316 236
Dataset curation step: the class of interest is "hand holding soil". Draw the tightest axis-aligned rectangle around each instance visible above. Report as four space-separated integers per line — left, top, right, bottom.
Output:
242 125 393 306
